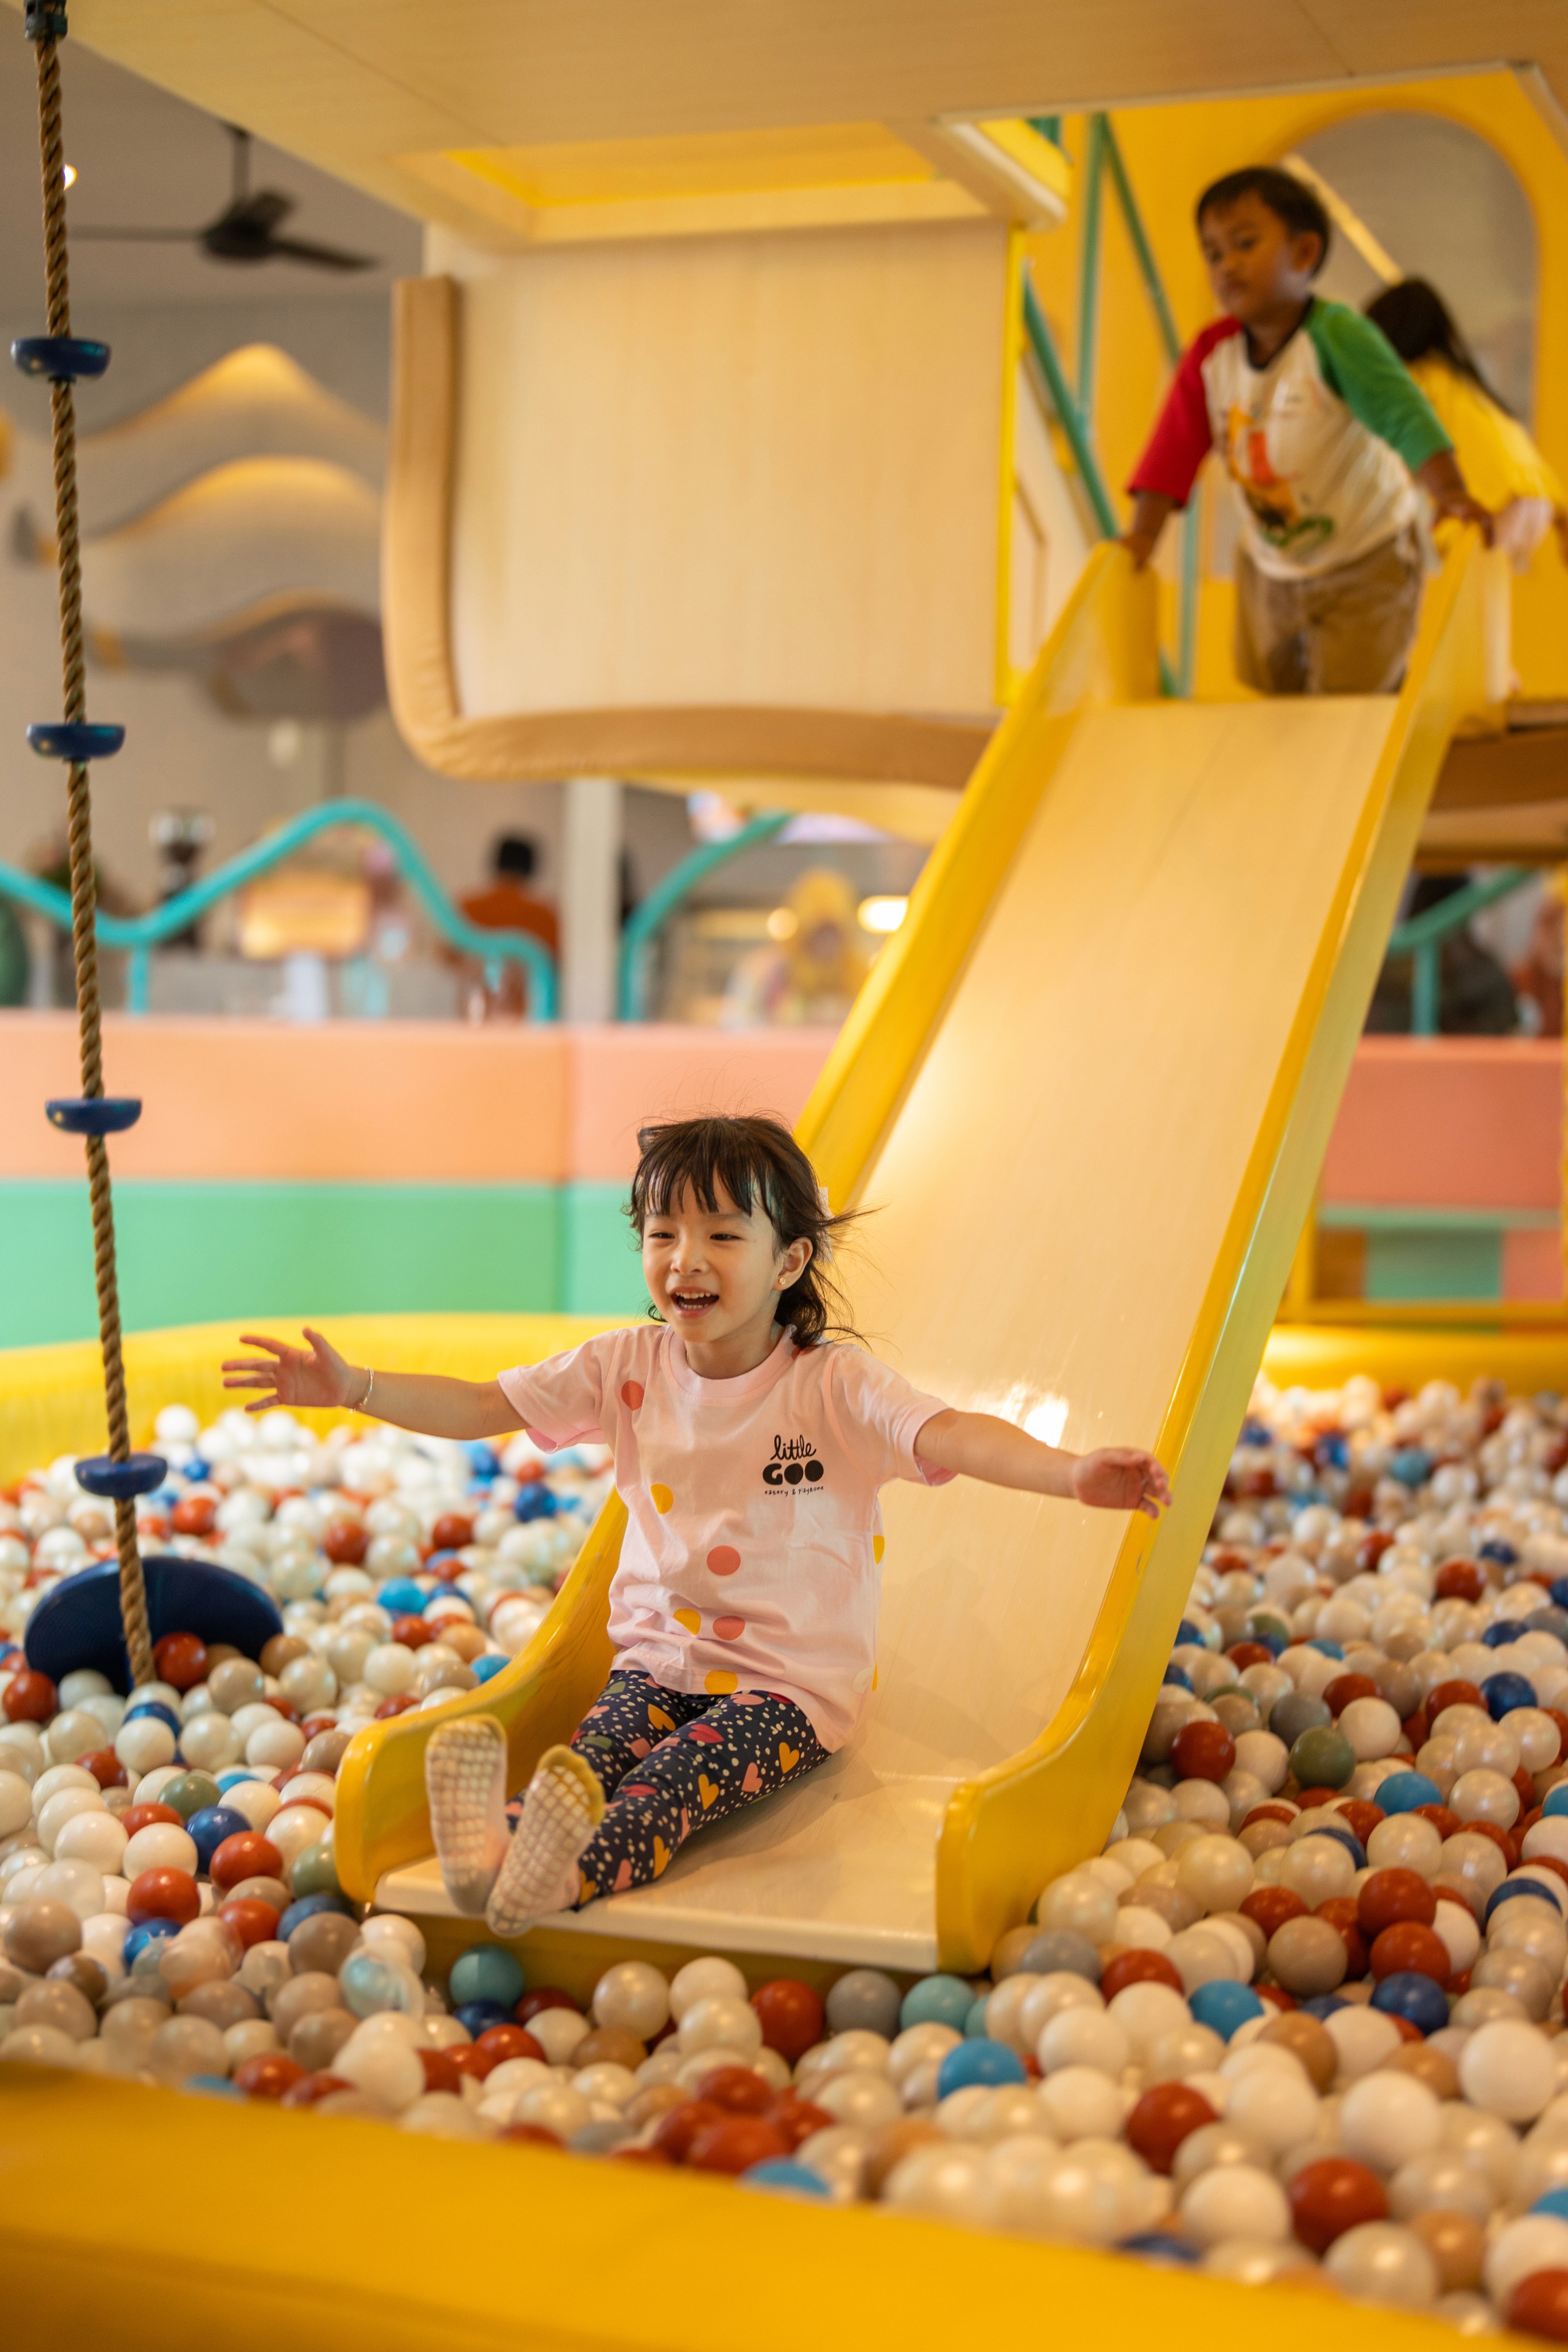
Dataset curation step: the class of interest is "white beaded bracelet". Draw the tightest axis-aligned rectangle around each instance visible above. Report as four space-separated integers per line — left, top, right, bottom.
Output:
357 1366 376 1414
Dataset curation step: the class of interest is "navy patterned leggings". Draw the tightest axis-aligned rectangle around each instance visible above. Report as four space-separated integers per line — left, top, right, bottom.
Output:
553 1667 828 1904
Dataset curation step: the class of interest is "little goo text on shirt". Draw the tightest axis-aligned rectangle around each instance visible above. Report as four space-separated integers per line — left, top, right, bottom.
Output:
763 1433 824 1490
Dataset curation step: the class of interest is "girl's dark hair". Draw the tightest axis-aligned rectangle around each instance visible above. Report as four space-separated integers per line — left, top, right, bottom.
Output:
628 1115 856 1348
1364 279 1513 416
1195 167 1330 272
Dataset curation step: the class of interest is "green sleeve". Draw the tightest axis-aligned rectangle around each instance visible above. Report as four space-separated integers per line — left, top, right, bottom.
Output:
1307 301 1453 473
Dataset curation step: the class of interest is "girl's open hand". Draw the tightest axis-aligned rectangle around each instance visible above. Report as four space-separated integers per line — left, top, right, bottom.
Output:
221 1326 362 1415
1071 1448 1171 1520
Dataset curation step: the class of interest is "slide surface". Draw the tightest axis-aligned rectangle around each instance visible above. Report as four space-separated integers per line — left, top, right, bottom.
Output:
352 538 1499 1972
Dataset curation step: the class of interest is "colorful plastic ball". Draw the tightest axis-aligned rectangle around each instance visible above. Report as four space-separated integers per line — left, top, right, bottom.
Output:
824 1968 902 2038
122 1917 181 1966
1477 1673 1535 1724
277 1892 352 1941
1371 1970 1451 2036
1099 1950 1184 2000
1508 2271 1568 2341
516 1986 580 2024
750 1978 825 2063
1126 2082 1218 2173
964 1997 990 2037
155 1771 223 1823
692 2064 773 2115
209 1832 283 1892
235 2052 305 2100
152 1634 208 1692
1486 1878 1561 1924
125 1866 200 1927
1017 1929 1101 1982
474 2024 545 2067
1188 1980 1264 2040
1376 1771 1443 1815
3 1669 57 1723
1358 1867 1437 1935
687 2114 789 2173
935 2039 1027 2098
450 1945 526 2011
1119 2233 1203 2267
184 1805 251 1873
1288 1726 1356 1789
900 1975 975 2034
1370 1923 1451 1987
455 1999 516 2040
1170 1720 1236 1783
1288 2157 1389 2252
741 2158 832 2199
216 1898 280 1949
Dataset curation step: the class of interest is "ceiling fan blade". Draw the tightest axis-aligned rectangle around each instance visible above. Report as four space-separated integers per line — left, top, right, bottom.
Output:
261 235 377 272
225 190 295 234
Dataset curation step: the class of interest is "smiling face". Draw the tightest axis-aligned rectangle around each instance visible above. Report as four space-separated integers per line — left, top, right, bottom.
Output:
640 1181 812 1356
1199 189 1322 328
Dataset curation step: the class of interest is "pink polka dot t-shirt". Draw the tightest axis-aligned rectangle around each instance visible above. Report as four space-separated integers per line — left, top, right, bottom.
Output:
497 1323 951 1748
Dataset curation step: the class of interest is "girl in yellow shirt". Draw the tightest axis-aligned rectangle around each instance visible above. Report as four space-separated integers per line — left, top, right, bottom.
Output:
1366 279 1566 572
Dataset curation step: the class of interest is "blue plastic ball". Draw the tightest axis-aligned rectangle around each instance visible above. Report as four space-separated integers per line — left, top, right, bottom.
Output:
185 1804 251 1873
375 1578 427 1615
1307 1638 1346 1660
1550 1575 1568 1611
1188 1981 1264 2041
1240 1418 1271 1446
1479 1539 1518 1567
1120 2233 1203 2267
1389 1446 1433 1488
1246 1630 1287 1657
741 2158 832 2199
1373 1770 1442 1815
124 1917 182 1965
450 1945 526 2010
1482 1621 1520 1649
1313 1825 1366 1870
900 1974 977 2034
1485 1877 1561 1925
1299 1994 1348 2021
1544 1786 1568 1820
936 2038 1027 2098
964 1995 991 2038
339 1946 422 2020
515 1485 557 1522
471 1655 507 1682
1370 1970 1449 2036
467 1442 501 1481
1162 1665 1193 1690
125 1699 180 1734
1481 1670 1538 1720
1315 1433 1350 1471
278 1892 354 1940
455 1998 517 2039
1532 2189 1568 2222
215 1767 265 1793
183 2074 247 2099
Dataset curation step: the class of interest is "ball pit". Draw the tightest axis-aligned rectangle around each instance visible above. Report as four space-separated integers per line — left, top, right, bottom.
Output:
18 1374 1568 2338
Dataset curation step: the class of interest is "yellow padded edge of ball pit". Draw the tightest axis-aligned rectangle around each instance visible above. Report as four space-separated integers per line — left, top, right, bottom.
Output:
0 2062 1532 2352
0 1312 628 1488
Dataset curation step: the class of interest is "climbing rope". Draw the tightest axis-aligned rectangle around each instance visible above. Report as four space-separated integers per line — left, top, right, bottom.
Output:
21 3 154 1687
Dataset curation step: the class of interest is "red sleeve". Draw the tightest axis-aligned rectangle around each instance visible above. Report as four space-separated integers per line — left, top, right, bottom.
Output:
1127 319 1238 506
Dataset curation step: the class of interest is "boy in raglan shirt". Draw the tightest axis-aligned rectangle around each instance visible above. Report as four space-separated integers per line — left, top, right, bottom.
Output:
1124 166 1491 695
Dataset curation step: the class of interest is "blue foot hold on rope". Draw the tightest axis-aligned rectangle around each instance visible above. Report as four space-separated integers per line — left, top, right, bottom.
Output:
74 1453 168 1501
46 1097 141 1136
26 721 125 760
10 335 111 382
22 1556 284 1694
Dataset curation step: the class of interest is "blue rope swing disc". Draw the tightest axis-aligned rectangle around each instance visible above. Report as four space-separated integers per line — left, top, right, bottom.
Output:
26 721 125 760
24 1556 284 1694
45 1097 142 1135
10 334 110 382
73 1453 167 1500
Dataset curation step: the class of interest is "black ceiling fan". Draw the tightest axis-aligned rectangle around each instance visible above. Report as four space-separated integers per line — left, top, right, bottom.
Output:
73 123 376 272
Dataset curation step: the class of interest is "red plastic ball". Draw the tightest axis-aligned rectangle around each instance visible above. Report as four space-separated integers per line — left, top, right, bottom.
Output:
750 1977 825 2063
1334 1800 1385 1845
235 2052 305 2100
418 2047 464 2095
1098 1949 1185 2000
1516 1768 1542 1811
125 1866 200 1925
497 2123 564 2149
1323 1673 1380 1717
686 2114 790 2174
1356 1531 1395 1572
119 1802 183 1837
1545 1713 1568 1765
1508 2271 1568 2341
1469 1820 1520 1869
1241 1804 1297 1830
429 1512 474 1554
152 1631 208 1690
1288 2157 1389 2253
1226 1643 1273 1672
1434 1561 1486 1603
1358 1868 1437 1937
1428 1678 1485 1718
217 1898 280 1949
1413 1802 1461 1840
449 2044 501 2082
2 1668 56 1723
516 1988 578 2024
390 1612 433 1651
77 1747 126 1789
1314 1897 1369 1976
651 2098 724 2162
323 1521 368 1565
169 1496 217 1538
766 2093 834 2149
210 1832 284 1893
1170 1720 1237 1784
1369 1922 1451 1986
1241 1887 1308 1937
373 1695 419 1720
1126 2083 1218 2174
279 2072 352 2107
693 2064 774 2115
1402 1711 1430 1749
475 2025 545 2067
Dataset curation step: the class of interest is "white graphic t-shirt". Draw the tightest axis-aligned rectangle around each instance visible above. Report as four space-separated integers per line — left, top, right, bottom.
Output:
498 1324 951 1748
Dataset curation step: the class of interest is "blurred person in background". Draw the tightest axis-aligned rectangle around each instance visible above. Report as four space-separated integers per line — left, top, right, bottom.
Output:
725 866 872 1027
456 832 559 1020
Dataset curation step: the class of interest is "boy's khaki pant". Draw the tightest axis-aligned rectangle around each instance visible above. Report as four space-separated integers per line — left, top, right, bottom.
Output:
1234 525 1424 695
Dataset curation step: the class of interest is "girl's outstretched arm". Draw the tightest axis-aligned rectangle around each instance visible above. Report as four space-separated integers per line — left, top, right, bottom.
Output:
914 1410 1170 1522
221 1328 517 1440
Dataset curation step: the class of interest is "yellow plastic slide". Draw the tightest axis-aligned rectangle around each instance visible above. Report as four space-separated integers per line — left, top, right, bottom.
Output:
343 534 1503 1975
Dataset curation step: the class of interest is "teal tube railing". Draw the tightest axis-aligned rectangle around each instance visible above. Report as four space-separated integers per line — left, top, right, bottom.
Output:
617 812 792 1020
0 796 558 1019
1386 867 1534 1036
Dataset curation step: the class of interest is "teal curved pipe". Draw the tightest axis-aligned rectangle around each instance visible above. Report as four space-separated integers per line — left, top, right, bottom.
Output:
0 796 557 1018
617 812 792 1019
